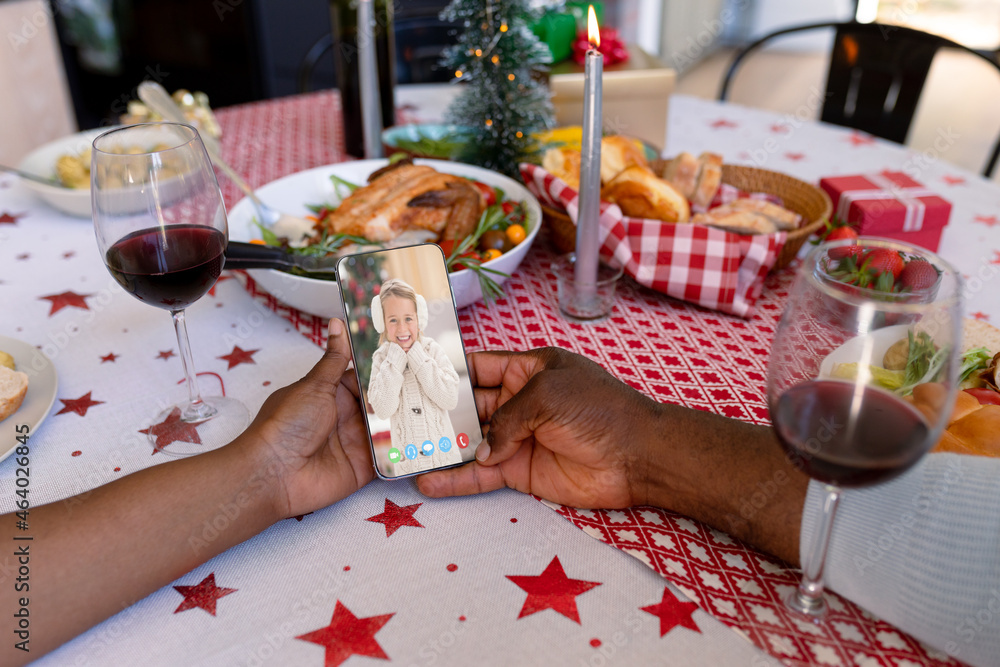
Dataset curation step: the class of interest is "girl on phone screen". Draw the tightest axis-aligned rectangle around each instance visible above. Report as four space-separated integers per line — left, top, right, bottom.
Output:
367 278 463 476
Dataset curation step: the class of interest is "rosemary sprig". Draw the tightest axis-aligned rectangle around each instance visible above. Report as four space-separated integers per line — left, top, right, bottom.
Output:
445 205 511 305
329 174 359 198
298 231 377 256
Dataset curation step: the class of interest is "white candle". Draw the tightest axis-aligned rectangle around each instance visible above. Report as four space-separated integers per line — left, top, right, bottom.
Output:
358 0 383 159
574 5 602 293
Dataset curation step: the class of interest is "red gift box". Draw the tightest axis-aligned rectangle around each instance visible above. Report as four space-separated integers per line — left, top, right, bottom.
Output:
819 171 951 251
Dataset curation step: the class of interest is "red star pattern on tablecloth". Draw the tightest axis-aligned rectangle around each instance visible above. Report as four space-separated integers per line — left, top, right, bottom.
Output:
506 556 601 624
0 211 25 224
172 573 237 616
40 290 92 316
56 391 104 417
972 311 990 321
784 152 805 161
992 251 1000 265
974 214 999 227
157 350 176 361
297 601 394 667
218 345 259 370
942 175 966 185
207 274 233 297
709 119 737 129
641 588 701 637
140 407 202 453
62 251 75 259
100 352 119 363
366 498 424 537
846 131 875 146
769 123 790 133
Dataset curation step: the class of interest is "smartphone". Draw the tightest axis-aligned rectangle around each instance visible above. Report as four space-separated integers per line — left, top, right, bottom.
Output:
336 243 484 480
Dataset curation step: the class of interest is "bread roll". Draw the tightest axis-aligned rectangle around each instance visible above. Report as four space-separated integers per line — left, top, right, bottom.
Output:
948 389 983 425
601 165 690 223
912 385 1000 458
942 405 1000 457
661 151 699 199
600 136 648 184
728 198 801 231
692 205 777 235
691 152 723 209
934 429 981 456
542 147 581 190
0 366 28 422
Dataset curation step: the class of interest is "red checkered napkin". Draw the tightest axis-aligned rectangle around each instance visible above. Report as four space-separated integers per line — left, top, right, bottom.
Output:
520 164 787 318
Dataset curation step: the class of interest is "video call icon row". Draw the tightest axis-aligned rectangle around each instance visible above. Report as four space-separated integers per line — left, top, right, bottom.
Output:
388 433 470 463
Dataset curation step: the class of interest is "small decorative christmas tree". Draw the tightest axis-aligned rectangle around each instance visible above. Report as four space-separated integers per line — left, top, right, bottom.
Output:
439 0 555 179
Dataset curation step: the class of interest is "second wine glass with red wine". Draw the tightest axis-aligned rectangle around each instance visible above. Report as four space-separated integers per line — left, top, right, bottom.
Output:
92 122 249 455
766 237 963 620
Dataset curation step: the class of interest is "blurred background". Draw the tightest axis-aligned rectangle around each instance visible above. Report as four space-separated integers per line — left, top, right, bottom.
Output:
2 0 998 179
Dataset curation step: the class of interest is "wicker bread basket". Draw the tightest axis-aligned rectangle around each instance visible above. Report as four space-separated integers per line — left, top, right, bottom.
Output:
543 164 832 272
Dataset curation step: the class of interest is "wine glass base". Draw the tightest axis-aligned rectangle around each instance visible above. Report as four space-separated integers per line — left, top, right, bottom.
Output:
784 589 828 622
144 396 250 457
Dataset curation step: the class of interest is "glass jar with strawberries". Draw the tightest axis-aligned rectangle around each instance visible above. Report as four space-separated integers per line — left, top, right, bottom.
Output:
822 238 941 296
817 237 944 330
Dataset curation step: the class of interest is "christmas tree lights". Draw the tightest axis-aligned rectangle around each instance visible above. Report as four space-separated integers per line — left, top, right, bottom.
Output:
439 0 555 179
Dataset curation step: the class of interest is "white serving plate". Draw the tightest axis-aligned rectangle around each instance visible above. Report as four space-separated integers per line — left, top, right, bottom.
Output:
0 336 58 465
227 159 542 317
16 126 118 218
818 324 912 378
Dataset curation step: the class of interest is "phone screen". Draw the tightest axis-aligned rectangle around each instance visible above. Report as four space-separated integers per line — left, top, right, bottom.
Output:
337 244 483 479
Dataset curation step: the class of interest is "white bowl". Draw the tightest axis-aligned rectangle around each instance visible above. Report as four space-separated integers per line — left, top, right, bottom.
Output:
227 159 542 318
16 127 118 218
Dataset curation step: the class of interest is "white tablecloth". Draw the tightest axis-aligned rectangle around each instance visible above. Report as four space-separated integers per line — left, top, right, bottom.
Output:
2 90 997 666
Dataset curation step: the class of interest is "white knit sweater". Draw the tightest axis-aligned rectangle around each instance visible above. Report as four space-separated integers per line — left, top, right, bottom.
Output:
803 453 1000 666
368 337 463 475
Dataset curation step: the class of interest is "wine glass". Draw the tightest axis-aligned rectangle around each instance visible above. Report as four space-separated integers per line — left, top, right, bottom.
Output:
92 122 249 455
766 237 963 620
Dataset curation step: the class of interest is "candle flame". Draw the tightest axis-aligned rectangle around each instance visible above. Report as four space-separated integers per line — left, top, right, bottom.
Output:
587 5 600 49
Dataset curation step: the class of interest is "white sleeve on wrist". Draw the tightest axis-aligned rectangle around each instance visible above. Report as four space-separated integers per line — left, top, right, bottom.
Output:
801 453 1000 667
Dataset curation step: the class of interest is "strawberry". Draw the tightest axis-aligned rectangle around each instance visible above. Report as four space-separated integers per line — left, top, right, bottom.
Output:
862 248 905 281
822 224 862 259
827 248 898 292
826 226 858 243
828 243 864 261
897 259 939 291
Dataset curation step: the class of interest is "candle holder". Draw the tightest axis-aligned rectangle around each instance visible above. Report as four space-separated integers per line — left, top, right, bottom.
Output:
554 253 624 322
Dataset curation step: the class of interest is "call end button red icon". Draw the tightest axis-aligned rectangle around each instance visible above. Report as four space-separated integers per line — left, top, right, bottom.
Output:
457 433 470 448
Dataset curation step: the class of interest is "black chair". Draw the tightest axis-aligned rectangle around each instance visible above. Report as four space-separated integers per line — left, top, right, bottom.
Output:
718 21 1000 178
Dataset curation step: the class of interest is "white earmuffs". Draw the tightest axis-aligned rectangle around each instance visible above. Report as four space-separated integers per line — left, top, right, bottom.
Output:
371 293 428 333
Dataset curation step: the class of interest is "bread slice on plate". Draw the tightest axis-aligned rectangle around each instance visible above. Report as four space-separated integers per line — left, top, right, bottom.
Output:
962 318 1000 354
0 366 29 422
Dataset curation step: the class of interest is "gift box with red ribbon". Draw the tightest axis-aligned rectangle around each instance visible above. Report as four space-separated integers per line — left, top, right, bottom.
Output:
819 171 951 251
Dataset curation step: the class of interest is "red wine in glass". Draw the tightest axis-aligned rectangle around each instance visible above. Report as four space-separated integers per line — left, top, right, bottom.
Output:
104 224 226 310
773 380 931 488
766 237 963 621
92 122 248 455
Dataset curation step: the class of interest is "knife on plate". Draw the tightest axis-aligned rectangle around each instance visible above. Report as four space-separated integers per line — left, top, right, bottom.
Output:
224 241 339 276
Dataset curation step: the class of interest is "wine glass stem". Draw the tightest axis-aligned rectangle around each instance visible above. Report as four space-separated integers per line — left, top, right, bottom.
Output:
793 483 842 617
170 309 216 422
